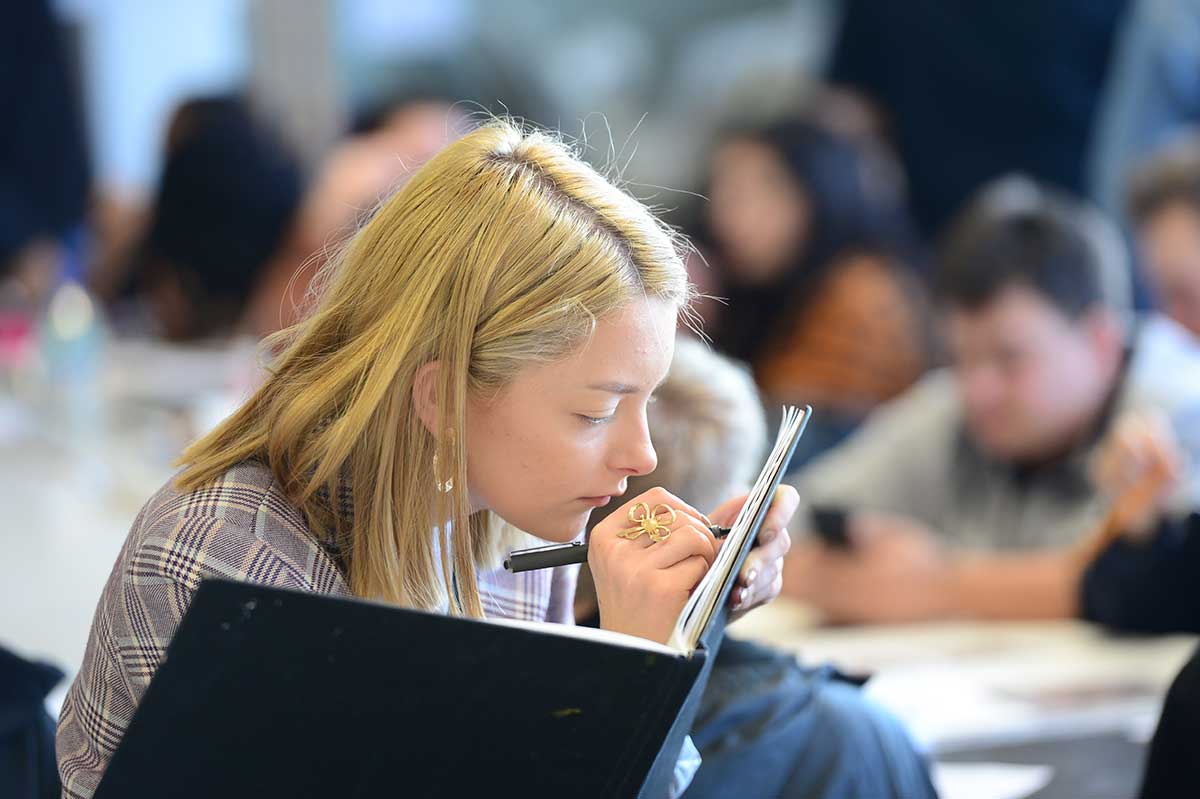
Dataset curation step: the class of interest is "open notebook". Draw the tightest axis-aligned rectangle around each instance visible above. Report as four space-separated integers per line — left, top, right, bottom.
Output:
492 403 811 656
95 406 810 799
669 403 810 650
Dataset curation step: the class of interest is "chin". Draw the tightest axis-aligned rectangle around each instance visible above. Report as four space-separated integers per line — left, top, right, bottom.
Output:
970 421 1020 459
977 431 1039 463
501 511 589 544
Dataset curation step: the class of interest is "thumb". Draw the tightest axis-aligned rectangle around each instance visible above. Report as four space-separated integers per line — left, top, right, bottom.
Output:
708 493 748 528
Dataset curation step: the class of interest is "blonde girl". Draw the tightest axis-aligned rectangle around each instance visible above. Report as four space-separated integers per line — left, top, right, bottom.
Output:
57 120 797 798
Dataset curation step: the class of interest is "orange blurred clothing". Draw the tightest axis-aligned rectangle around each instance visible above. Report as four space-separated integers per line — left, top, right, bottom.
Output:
752 254 929 414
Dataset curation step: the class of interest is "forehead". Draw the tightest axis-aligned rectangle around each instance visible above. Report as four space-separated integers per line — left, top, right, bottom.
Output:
713 138 783 175
945 284 1075 343
502 298 677 396
1143 203 1200 263
565 298 676 378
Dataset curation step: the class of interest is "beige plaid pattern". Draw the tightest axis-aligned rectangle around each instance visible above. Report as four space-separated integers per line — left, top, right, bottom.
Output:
56 460 577 798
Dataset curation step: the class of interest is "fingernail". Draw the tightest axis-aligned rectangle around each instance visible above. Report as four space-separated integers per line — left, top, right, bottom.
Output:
746 569 759 585
735 587 749 608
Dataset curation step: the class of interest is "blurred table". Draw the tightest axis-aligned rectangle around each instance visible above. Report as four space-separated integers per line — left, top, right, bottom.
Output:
0 337 255 675
731 600 1198 799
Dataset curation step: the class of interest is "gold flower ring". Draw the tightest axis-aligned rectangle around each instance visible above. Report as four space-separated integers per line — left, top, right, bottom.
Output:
616 502 677 544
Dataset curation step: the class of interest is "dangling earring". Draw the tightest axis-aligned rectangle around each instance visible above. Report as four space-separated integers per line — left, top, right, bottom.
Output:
433 452 454 493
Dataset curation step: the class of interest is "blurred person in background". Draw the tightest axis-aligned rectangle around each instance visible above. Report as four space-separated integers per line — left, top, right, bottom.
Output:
575 336 936 799
830 0 1128 238
300 90 467 249
1068 393 1200 797
111 95 304 342
98 92 465 341
1089 0 1200 220
697 118 931 465
783 176 1200 622
1128 130 1200 338
0 645 62 799
1 3 88 796
252 92 469 333
0 0 90 306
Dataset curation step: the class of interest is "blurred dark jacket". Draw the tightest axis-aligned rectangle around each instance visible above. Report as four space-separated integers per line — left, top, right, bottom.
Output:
0 646 63 799
1082 513 1200 633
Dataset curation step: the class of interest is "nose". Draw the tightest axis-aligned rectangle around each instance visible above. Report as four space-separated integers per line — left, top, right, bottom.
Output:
614 412 657 477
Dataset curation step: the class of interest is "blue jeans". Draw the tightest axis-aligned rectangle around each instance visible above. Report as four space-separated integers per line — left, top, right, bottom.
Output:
686 638 936 799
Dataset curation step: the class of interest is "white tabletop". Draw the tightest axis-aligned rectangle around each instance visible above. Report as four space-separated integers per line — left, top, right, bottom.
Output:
0 337 254 672
731 599 1198 755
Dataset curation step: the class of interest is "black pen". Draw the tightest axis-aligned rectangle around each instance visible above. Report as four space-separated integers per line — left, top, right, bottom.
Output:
503 526 733 572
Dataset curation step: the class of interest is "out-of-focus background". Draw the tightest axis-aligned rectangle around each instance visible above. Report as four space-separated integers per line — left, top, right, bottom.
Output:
6 1 1200 797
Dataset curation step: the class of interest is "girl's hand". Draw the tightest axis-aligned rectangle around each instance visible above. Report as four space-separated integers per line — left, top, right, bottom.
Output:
588 487 719 644
709 485 799 621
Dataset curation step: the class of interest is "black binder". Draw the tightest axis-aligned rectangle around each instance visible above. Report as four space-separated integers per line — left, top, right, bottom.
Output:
96 408 809 798
94 579 709 798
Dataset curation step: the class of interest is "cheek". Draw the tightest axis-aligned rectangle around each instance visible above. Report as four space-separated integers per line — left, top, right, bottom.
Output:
1010 350 1087 425
1008 360 1058 415
1171 287 1200 323
470 412 547 491
468 408 601 516
759 204 800 252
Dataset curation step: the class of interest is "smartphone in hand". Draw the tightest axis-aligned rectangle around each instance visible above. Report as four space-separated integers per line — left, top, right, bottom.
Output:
810 505 853 550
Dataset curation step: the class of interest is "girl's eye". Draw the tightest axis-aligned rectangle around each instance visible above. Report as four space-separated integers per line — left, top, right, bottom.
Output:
579 414 615 426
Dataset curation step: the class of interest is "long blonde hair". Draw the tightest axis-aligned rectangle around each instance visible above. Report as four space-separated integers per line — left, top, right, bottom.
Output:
176 119 693 616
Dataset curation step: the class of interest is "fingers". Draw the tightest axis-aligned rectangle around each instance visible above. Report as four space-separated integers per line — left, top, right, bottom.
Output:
645 522 718 570
739 527 790 585
618 487 710 527
1095 411 1182 496
733 523 791 611
709 485 801 532
733 558 785 611
597 487 711 555
762 485 800 533
1092 412 1183 540
615 505 712 554
763 526 792 559
708 493 747 528
663 554 711 593
742 551 785 593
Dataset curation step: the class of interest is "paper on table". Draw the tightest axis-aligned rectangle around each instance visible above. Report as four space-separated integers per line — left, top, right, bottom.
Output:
732 612 1197 754
931 762 1053 799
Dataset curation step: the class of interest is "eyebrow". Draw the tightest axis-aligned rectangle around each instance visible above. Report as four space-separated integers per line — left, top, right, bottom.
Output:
586 377 668 395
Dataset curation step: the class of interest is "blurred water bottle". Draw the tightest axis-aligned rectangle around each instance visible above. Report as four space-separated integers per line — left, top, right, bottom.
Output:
37 229 108 436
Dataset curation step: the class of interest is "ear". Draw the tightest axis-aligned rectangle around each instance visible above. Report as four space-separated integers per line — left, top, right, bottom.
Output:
412 361 441 436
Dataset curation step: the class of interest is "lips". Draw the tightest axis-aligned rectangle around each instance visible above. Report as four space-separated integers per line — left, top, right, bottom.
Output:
580 486 626 508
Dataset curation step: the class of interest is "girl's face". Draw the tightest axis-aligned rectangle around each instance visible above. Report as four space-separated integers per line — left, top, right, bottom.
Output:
464 298 677 542
708 138 810 286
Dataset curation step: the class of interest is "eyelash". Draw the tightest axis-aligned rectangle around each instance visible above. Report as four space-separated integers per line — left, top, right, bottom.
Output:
579 414 615 426
578 395 657 426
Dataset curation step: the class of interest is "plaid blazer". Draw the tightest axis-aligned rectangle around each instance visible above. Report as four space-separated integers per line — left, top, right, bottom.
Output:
56 460 578 798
